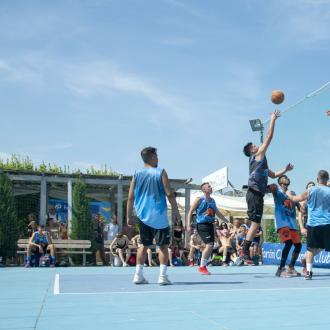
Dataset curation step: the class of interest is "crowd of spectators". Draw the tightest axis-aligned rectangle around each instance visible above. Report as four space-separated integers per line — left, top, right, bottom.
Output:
105 216 263 268
23 207 264 268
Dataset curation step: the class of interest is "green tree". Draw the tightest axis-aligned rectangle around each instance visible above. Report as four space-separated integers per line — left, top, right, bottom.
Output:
0 172 19 263
70 180 94 263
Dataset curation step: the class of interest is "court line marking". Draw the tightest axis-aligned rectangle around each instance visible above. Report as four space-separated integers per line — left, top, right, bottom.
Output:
189 311 229 330
57 285 330 295
54 273 60 295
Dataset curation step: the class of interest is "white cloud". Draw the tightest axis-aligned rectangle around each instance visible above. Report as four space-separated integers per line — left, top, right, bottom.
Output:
277 0 330 46
65 60 193 121
0 55 193 122
0 57 43 83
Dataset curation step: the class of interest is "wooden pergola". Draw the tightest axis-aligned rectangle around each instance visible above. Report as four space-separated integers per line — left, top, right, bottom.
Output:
4 170 201 232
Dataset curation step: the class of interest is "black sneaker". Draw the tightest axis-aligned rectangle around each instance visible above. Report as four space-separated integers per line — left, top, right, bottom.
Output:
275 267 291 278
304 271 313 280
252 255 260 266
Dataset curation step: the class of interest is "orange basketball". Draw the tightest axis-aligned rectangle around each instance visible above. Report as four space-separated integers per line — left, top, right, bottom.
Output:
271 90 285 104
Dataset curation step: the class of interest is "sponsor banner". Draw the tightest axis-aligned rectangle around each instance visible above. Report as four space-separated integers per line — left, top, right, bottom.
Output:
48 199 112 224
262 242 330 268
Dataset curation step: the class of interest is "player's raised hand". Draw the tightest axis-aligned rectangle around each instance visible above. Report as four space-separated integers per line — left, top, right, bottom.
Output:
285 163 294 172
271 110 281 121
326 110 330 116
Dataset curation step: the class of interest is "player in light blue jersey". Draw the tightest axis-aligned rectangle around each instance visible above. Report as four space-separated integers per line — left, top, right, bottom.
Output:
127 147 181 285
289 170 330 280
270 175 302 278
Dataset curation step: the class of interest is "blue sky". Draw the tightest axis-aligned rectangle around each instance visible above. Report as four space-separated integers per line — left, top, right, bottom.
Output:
0 0 329 191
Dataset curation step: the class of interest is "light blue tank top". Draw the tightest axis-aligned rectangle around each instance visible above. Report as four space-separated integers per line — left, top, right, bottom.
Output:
134 167 168 229
196 197 217 224
273 188 297 230
307 186 330 227
33 232 48 245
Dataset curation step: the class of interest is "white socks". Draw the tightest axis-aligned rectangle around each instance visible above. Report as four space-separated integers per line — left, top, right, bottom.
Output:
135 264 143 275
306 263 312 272
160 264 167 276
200 258 208 267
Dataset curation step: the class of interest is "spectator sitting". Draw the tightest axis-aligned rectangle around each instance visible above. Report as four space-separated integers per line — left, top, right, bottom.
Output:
187 229 204 266
244 217 251 230
122 217 137 240
47 205 58 222
26 225 56 267
218 222 234 266
172 219 184 252
110 233 131 267
59 223 68 239
250 225 263 261
168 243 186 266
45 218 60 240
131 234 154 266
236 224 248 256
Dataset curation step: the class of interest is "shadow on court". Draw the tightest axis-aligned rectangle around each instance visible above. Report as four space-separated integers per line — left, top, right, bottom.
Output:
172 281 245 285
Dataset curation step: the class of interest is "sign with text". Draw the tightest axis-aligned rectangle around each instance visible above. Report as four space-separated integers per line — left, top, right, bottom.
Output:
262 242 330 268
202 166 228 192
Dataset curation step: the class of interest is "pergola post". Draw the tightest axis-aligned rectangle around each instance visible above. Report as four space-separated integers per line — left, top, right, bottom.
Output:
117 181 123 232
39 176 47 226
184 187 191 248
67 178 73 234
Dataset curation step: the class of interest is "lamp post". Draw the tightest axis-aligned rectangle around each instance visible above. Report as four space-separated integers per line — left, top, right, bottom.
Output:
249 119 264 143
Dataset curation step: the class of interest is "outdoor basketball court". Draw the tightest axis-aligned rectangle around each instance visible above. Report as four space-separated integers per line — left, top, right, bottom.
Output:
2 265 330 330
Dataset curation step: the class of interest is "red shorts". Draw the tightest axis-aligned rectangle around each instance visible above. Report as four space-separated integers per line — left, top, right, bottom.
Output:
278 227 301 244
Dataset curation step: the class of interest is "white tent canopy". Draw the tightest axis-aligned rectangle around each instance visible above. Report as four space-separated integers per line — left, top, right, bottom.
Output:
176 191 275 218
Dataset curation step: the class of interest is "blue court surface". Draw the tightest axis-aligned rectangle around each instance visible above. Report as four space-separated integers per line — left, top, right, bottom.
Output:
1 265 330 330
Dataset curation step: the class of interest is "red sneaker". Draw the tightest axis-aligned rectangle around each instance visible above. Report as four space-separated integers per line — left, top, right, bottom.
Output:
244 258 254 266
188 260 194 267
198 266 211 275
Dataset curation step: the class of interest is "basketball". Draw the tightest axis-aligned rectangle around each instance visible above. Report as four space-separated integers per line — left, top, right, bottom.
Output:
271 90 285 104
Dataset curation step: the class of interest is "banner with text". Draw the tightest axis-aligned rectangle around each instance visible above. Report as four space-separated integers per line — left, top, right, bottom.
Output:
262 242 330 268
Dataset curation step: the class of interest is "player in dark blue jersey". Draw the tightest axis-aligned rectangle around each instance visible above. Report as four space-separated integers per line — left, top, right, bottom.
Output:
240 110 294 265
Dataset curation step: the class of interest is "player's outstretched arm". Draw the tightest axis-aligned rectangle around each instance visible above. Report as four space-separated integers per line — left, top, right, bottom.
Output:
268 163 294 179
288 190 309 203
126 177 135 227
256 110 280 159
215 208 229 223
162 170 181 223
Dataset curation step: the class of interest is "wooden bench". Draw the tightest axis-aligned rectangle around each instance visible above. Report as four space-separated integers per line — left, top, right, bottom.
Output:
17 239 92 266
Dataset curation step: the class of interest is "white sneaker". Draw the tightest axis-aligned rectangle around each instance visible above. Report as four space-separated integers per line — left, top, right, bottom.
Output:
133 273 148 284
123 263 129 267
158 275 172 286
